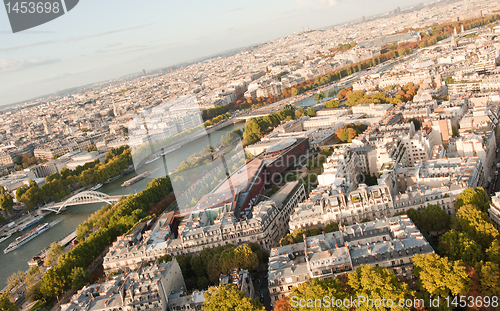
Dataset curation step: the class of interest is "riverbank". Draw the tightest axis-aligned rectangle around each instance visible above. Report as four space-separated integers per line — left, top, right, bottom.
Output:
0 123 243 288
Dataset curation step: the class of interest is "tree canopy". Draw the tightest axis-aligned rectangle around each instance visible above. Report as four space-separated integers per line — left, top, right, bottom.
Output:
348 265 415 311
455 187 490 213
0 186 13 212
203 285 265 311
412 253 471 298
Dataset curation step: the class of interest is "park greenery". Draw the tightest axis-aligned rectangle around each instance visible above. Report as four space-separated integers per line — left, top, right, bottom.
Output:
13 147 132 209
280 227 322 246
324 99 340 108
13 153 38 172
204 112 231 127
341 83 419 107
203 284 265 311
175 242 266 290
334 123 369 143
0 186 14 212
242 104 295 146
294 107 316 118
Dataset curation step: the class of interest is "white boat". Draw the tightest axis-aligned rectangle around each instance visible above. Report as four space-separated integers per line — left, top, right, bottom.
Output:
90 183 103 191
4 223 51 254
0 233 11 244
145 155 161 165
18 215 44 231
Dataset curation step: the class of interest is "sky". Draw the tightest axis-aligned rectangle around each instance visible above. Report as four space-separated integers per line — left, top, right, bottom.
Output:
0 0 425 106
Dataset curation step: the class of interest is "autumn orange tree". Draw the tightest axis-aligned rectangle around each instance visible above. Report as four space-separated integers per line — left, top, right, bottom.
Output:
273 296 291 311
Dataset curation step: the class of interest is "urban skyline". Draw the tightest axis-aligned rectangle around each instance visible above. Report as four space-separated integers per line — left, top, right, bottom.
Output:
0 0 426 106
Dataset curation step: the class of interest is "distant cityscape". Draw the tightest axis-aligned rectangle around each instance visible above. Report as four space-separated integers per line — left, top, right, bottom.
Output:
1 0 500 310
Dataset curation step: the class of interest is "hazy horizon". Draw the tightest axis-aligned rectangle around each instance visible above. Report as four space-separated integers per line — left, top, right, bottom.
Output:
0 0 426 107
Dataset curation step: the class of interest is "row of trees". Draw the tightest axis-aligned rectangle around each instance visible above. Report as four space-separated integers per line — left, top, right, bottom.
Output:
276 15 499 108
204 112 231 127
242 105 295 146
295 107 316 118
325 99 340 108
13 147 132 209
38 175 173 300
202 105 227 119
417 14 500 48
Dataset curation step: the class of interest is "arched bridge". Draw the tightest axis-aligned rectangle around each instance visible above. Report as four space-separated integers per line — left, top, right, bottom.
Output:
41 191 123 214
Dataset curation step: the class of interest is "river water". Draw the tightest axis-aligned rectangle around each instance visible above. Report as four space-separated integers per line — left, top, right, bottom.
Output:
0 122 244 287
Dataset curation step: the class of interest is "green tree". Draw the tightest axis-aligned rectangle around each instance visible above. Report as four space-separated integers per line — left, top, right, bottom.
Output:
408 118 421 131
69 267 89 290
412 253 471 297
44 242 64 267
176 255 194 279
438 230 483 264
25 281 44 302
451 126 459 137
306 107 316 117
207 254 223 283
404 205 450 235
7 270 25 289
327 90 338 98
40 267 67 299
197 277 210 289
158 254 173 263
18 181 46 209
478 261 500 296
455 187 490 213
348 265 415 311
191 255 207 278
453 204 499 249
325 99 339 108
203 285 265 311
486 239 500 265
290 278 349 310
0 186 13 212
0 294 17 311
445 77 454 84
323 221 339 233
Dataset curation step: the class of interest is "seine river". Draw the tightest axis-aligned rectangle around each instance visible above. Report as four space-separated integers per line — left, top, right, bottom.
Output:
0 123 243 287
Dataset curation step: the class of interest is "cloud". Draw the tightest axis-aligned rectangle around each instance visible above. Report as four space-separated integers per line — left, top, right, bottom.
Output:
38 71 90 83
311 0 339 7
0 40 55 53
105 42 122 48
228 7 243 12
0 58 60 73
64 24 153 43
94 44 151 55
